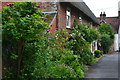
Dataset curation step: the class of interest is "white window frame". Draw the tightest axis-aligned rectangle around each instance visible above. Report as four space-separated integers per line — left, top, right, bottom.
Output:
79 16 82 24
66 8 71 28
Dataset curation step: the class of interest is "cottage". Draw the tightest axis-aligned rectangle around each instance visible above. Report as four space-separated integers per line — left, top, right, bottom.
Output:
97 1 120 51
38 2 100 52
2 2 99 52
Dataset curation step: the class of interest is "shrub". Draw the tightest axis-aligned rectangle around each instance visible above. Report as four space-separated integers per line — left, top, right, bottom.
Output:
80 48 95 65
68 21 99 65
94 50 101 58
2 2 49 79
2 2 100 79
48 64 77 78
98 24 114 54
98 24 114 39
99 34 113 54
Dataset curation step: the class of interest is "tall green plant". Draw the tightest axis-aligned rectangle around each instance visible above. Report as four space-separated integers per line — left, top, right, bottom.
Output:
98 24 114 53
98 24 114 39
99 34 113 54
2 2 49 79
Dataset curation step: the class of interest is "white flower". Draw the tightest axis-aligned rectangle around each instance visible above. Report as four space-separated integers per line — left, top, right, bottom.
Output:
72 33 75 36
56 34 58 36
78 33 81 36
74 40 77 42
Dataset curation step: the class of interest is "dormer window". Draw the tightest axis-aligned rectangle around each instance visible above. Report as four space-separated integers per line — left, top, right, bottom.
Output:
66 8 71 28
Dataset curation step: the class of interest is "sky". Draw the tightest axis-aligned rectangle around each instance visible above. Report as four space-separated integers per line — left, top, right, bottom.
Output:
83 0 120 17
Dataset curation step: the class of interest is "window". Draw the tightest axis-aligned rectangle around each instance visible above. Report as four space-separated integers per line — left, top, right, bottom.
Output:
79 16 82 24
66 8 71 28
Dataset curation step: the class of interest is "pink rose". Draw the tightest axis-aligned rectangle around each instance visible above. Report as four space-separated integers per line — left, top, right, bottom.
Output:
47 29 51 32
7 3 13 6
37 5 41 8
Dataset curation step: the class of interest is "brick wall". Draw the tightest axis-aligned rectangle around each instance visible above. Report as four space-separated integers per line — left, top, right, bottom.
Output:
2 2 97 32
98 17 119 33
57 3 80 31
38 2 57 12
50 14 58 32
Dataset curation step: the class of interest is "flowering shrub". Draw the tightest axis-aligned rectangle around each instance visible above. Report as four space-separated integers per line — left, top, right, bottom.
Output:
67 21 99 65
2 2 49 79
2 2 100 79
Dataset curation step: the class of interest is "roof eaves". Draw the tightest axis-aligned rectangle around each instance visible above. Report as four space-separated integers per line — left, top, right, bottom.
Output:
70 2 100 25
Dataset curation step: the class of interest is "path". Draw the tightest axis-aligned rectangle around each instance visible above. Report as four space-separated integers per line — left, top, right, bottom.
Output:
85 52 119 79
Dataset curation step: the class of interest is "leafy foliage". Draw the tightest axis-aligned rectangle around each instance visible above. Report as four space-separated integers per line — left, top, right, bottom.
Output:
68 21 99 65
94 50 101 58
2 2 100 79
99 34 113 54
98 24 114 54
98 24 114 39
2 2 49 79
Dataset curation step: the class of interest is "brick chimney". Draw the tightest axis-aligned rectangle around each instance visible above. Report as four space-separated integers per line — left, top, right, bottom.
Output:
100 12 103 20
103 12 106 20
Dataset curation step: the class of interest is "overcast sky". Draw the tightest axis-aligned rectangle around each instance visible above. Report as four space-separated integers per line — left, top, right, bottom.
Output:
83 0 120 17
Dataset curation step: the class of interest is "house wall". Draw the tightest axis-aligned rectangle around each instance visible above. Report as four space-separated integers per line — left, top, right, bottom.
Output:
114 34 119 51
98 17 119 33
57 3 97 30
50 14 58 32
118 25 120 50
57 3 81 30
38 2 57 11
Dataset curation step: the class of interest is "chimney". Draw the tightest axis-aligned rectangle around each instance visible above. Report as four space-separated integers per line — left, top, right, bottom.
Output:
103 11 106 20
100 12 103 20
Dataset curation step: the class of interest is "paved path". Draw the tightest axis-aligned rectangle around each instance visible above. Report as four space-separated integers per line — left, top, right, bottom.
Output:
85 52 119 79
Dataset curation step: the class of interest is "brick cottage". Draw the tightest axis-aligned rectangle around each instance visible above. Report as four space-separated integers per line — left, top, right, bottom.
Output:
38 2 100 52
2 2 100 52
97 1 120 51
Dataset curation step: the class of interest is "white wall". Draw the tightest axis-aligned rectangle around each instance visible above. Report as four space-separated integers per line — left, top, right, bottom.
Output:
118 1 120 11
118 25 120 50
91 40 98 53
114 34 119 51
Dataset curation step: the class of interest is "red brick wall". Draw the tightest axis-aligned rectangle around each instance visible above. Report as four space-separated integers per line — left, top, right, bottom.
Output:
98 17 119 33
2 2 98 32
50 15 57 32
57 3 79 31
2 2 55 11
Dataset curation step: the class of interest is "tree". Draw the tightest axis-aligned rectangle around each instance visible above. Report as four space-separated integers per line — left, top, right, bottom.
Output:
100 34 113 54
98 24 114 39
98 24 114 54
2 2 49 78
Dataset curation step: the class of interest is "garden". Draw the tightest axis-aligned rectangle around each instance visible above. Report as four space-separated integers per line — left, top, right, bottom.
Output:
2 2 114 79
